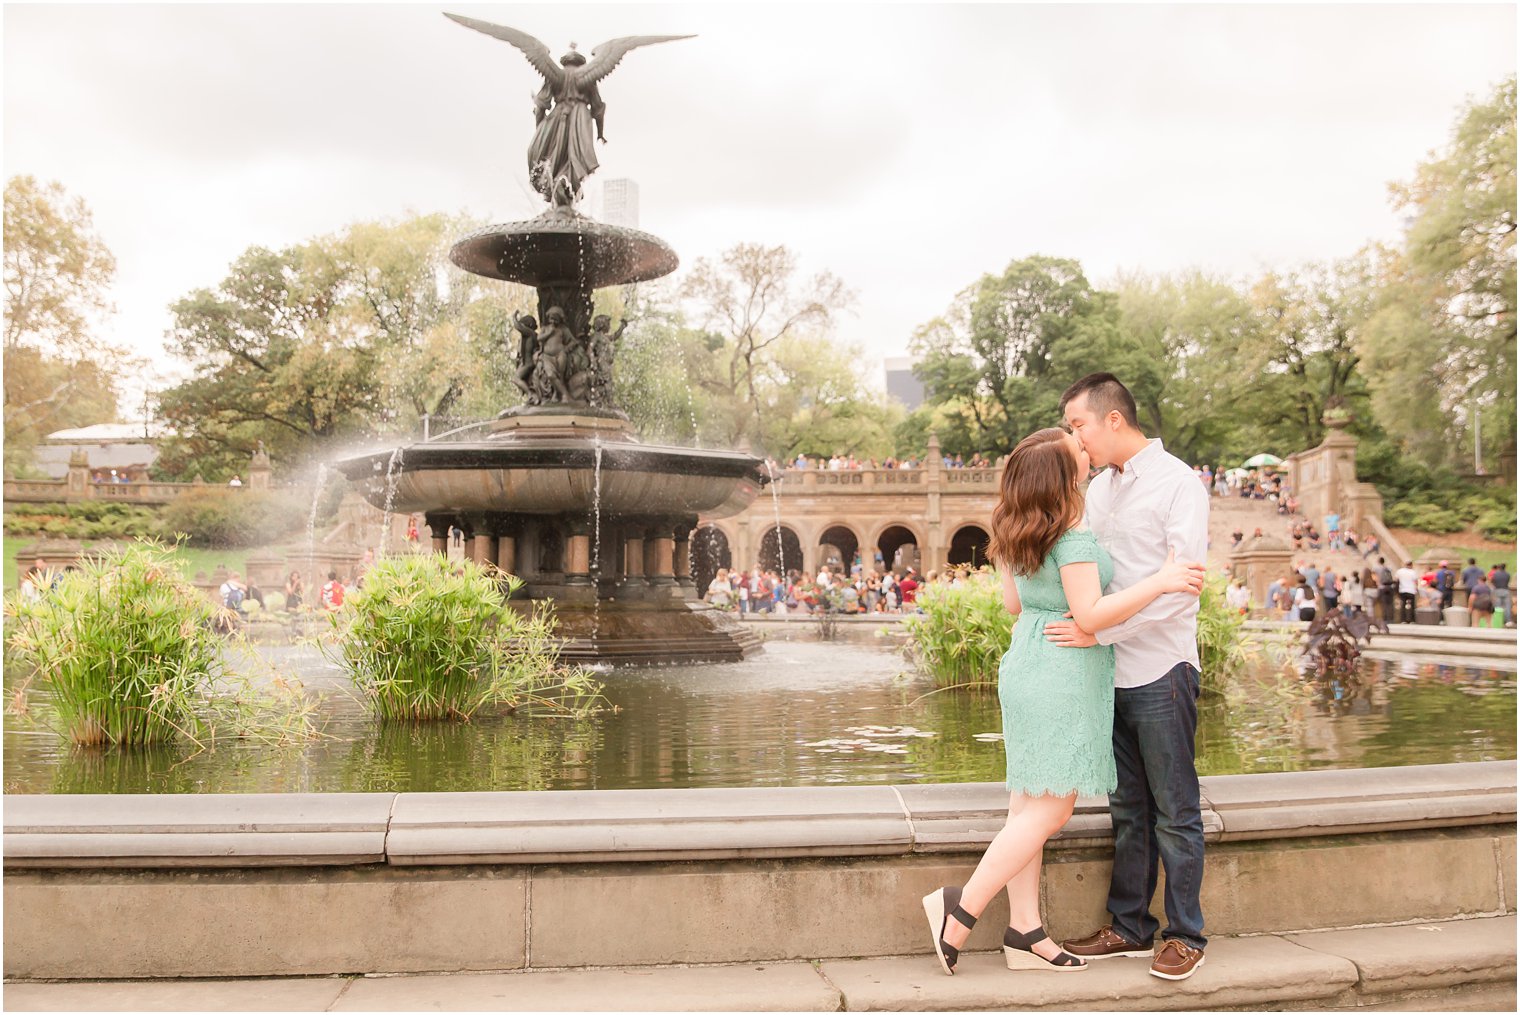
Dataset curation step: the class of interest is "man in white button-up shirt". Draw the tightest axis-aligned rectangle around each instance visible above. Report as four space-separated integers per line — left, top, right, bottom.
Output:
1046 374 1210 982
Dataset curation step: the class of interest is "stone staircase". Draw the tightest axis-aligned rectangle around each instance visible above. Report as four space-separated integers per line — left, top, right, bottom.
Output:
1207 495 1379 580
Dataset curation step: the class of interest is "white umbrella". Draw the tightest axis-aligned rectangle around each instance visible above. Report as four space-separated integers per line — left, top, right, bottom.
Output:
1242 453 1283 468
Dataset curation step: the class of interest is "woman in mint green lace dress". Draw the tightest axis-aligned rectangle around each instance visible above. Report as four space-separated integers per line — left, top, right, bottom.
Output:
922 427 1204 976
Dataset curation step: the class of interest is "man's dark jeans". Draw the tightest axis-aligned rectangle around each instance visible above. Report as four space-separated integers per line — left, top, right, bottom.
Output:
1107 662 1207 951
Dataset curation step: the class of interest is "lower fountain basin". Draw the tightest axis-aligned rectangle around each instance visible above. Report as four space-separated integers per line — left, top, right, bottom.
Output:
333 439 767 518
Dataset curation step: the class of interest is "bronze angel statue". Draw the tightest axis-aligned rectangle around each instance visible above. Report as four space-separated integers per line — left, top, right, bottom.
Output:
446 14 693 207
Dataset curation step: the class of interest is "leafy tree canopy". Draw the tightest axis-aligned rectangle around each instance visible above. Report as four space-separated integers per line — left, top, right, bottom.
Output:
3 176 127 474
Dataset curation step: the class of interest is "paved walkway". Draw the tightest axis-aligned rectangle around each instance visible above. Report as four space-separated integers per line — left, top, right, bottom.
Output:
6 916 1514 1012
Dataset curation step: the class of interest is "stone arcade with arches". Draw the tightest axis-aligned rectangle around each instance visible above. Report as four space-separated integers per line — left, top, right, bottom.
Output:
691 437 1002 591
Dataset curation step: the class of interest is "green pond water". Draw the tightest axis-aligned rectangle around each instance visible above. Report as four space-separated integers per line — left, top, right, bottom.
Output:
3 640 1514 794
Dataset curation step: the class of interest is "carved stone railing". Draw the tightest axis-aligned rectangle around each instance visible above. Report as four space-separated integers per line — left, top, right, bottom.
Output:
770 467 996 492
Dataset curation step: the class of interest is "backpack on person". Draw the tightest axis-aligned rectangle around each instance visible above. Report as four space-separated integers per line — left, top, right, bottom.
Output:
322 580 345 608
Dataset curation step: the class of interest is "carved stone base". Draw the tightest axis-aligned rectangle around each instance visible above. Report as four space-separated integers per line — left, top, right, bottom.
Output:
520 600 763 666
488 408 636 443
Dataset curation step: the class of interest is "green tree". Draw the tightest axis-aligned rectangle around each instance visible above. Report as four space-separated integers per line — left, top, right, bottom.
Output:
1237 257 1376 452
1362 76 1516 475
154 213 529 477
154 243 383 478
323 214 528 427
680 243 854 446
910 255 1116 452
1109 270 1260 466
759 334 903 461
3 176 125 472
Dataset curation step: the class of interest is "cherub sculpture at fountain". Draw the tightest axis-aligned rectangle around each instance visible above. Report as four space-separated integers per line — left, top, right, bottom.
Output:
587 314 628 408
508 311 540 401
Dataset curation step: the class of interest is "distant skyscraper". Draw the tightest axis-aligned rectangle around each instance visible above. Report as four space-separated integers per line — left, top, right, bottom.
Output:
884 356 924 410
602 178 640 229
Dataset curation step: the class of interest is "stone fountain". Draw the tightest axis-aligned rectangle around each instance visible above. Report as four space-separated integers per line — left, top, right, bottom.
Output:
334 15 766 664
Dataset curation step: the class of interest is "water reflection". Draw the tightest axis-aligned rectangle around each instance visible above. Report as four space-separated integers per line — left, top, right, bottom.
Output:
4 642 1513 794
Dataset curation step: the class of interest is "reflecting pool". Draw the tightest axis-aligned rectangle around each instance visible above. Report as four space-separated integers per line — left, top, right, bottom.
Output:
3 641 1513 794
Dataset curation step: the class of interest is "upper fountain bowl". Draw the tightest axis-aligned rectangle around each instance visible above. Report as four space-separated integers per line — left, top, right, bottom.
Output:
451 207 679 288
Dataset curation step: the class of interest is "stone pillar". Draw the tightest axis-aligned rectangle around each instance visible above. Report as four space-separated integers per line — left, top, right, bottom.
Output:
729 523 751 578
497 535 517 576
470 533 496 566
248 444 273 490
925 433 944 570
67 450 90 499
425 513 451 556
1230 535 1295 613
616 532 646 596
623 535 645 579
566 528 592 586
645 526 676 586
673 525 693 588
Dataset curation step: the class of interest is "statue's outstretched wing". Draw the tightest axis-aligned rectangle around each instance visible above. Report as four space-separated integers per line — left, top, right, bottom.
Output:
445 13 563 85
583 35 695 86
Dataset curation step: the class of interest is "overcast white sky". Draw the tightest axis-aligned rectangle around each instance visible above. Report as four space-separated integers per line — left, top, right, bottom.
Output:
4 2 1515 413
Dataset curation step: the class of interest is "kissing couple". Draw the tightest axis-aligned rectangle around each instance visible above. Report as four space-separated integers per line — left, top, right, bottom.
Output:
923 372 1210 983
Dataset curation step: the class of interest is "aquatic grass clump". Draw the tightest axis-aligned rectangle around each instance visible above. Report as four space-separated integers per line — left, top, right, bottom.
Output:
5 540 229 746
330 554 605 721
905 569 1254 695
904 569 1014 689
1196 573 1254 692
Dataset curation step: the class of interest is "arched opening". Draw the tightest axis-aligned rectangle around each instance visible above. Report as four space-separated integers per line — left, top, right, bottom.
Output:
817 525 859 579
948 524 991 569
876 525 919 575
758 525 803 578
690 526 732 597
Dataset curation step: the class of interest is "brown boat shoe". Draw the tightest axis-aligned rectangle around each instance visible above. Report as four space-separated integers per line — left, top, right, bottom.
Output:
1062 925 1154 959
1150 939 1206 980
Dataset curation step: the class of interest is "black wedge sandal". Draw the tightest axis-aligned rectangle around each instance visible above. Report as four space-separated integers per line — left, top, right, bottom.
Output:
1003 926 1088 971
921 886 977 975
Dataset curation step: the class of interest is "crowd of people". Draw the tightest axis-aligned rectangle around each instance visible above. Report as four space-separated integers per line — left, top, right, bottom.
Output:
766 452 1000 473
1191 463 1286 502
1249 556 1514 627
702 558 992 615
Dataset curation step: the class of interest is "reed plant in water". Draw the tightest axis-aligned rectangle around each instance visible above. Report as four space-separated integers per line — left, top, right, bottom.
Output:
328 554 605 721
4 539 313 747
903 569 1014 690
1196 572 1254 692
904 568 1254 695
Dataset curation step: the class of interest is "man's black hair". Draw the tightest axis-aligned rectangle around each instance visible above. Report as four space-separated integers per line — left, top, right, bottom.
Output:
1059 372 1141 430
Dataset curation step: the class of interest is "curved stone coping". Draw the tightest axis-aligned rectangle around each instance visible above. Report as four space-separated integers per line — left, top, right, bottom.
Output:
2 793 393 868
3 763 1512 869
1243 618 1517 638
384 786 912 865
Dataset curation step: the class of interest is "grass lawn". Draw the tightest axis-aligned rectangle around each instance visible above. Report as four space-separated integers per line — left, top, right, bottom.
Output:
1390 528 1517 577
4 537 250 591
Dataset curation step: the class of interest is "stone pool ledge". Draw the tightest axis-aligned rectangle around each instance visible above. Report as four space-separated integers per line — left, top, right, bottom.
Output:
4 763 1512 868
3 763 1514 979
741 611 1520 662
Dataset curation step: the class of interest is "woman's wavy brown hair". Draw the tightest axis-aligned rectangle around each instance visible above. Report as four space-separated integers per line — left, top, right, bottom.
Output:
987 427 1085 576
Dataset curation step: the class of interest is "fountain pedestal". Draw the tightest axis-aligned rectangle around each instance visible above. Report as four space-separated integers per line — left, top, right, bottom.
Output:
334 205 768 664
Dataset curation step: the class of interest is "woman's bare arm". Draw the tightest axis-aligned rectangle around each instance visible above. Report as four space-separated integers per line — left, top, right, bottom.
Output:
1059 550 1203 635
1000 566 1022 616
